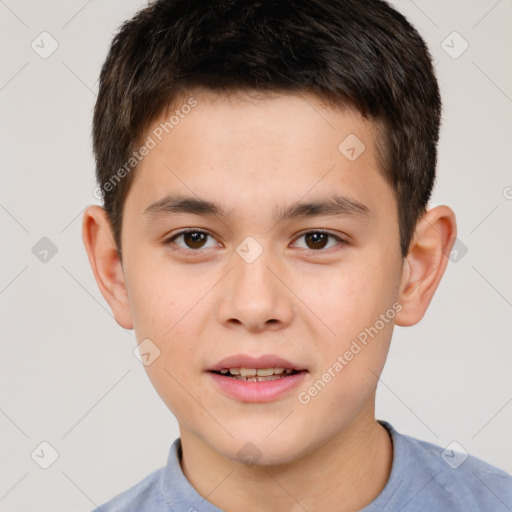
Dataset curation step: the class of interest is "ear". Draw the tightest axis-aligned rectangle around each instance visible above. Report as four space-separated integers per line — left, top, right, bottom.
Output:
81 205 134 330
395 205 457 326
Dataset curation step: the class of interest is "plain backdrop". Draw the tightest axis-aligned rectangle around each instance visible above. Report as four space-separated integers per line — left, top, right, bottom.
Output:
0 0 511 510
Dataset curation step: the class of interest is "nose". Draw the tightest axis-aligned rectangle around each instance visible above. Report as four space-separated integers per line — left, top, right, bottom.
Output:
216 244 294 332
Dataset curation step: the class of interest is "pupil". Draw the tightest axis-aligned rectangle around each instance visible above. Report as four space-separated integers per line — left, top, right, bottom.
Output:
185 232 206 248
306 232 327 249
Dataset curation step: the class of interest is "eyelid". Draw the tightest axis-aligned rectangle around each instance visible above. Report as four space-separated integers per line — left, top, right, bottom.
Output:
163 228 348 253
291 229 348 250
163 228 222 250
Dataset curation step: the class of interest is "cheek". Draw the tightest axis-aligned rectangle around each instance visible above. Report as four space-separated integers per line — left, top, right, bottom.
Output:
293 255 399 389
296 259 391 337
124 251 197 337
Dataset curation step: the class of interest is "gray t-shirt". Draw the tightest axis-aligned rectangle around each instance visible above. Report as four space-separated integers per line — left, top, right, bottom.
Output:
92 421 512 511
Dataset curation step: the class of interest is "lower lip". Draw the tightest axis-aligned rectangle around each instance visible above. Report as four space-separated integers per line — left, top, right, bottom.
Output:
208 371 307 403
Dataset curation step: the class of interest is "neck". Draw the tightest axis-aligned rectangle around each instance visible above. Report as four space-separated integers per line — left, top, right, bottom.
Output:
179 403 393 512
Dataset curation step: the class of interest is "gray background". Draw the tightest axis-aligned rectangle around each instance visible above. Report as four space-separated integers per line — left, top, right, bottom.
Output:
0 0 511 510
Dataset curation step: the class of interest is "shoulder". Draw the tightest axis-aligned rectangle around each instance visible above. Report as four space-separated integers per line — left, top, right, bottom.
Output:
383 421 512 511
88 438 223 512
90 467 166 512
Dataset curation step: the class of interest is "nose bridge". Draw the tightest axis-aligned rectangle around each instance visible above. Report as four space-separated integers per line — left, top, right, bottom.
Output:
232 239 278 302
217 236 293 330
248 260 275 289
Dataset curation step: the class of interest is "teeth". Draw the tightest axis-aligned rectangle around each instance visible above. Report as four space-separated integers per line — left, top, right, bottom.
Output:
239 368 257 376
256 368 275 376
253 375 285 382
231 374 291 382
237 367 294 376
218 367 297 378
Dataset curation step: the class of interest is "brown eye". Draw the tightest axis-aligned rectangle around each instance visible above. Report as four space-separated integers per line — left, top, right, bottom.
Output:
292 231 347 251
183 231 207 249
305 232 329 249
166 230 218 251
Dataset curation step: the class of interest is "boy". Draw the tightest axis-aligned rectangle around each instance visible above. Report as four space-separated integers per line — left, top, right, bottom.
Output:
82 0 512 510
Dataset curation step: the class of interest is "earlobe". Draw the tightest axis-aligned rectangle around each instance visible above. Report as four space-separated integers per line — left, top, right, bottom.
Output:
395 205 457 327
81 205 134 330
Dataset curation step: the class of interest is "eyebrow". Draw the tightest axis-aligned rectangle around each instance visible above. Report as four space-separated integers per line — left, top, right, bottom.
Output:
143 194 371 221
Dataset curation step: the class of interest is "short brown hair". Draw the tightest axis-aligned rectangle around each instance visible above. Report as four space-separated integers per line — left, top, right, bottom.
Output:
93 0 441 258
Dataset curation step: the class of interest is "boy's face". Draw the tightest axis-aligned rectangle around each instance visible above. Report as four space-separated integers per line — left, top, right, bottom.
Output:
114 91 406 464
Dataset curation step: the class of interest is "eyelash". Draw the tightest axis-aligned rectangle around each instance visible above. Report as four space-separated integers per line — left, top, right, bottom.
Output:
163 229 348 253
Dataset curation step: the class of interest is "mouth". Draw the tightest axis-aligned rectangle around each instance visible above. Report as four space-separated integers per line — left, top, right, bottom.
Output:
207 354 308 402
210 367 303 382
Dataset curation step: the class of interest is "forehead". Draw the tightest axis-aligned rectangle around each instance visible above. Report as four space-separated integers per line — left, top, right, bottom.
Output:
125 89 393 221
159 88 378 151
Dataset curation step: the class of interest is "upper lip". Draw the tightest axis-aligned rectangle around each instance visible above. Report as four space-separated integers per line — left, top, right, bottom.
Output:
208 354 306 372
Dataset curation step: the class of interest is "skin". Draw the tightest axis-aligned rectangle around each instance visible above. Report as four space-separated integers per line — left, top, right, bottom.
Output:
82 90 456 512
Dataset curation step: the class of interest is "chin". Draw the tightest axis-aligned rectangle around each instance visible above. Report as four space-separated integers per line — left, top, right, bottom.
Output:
208 427 310 468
